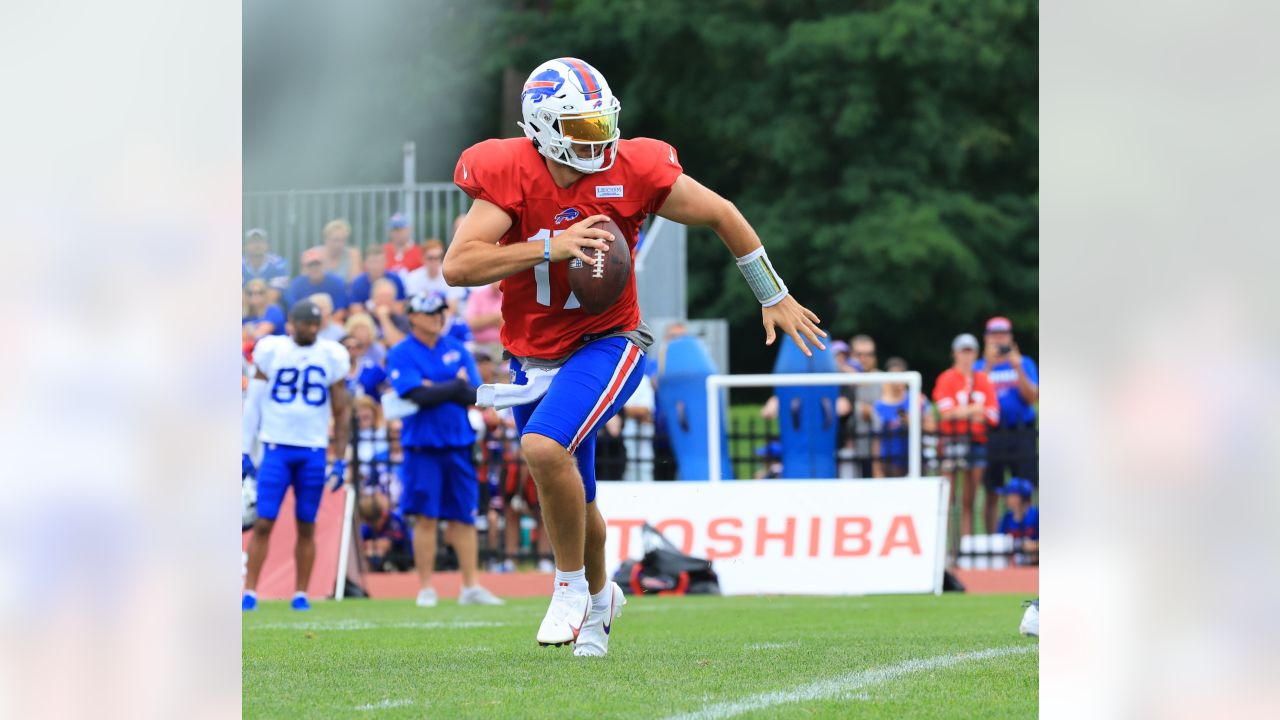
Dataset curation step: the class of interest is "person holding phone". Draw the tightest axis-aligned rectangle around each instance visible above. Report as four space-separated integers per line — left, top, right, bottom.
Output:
975 316 1040 522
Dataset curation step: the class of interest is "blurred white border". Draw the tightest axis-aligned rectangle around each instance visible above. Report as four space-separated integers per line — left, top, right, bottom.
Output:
0 1 240 717
5 0 1280 716
1044 1 1280 717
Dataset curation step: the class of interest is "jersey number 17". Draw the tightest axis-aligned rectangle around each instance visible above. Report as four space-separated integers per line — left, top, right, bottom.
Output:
527 229 582 310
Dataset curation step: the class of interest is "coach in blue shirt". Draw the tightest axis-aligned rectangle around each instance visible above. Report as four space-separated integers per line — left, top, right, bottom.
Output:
286 248 349 314
975 316 1039 491
386 294 501 607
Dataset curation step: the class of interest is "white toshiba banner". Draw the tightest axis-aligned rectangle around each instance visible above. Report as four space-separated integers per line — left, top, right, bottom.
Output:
594 479 950 595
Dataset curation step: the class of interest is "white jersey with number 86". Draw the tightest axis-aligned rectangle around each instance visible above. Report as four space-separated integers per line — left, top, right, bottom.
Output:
252 335 350 450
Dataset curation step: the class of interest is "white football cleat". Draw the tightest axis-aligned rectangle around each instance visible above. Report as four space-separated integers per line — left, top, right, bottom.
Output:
574 582 627 657
415 588 438 608
1019 599 1039 637
459 585 505 606
537 581 590 647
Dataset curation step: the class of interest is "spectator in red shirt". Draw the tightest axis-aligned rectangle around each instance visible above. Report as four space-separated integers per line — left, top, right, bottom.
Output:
933 333 1000 538
383 213 423 275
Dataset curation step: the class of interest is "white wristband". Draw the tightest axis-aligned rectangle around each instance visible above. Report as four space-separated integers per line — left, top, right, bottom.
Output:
735 247 788 307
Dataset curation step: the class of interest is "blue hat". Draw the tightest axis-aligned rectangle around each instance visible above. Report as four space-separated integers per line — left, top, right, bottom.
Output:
407 293 447 315
388 212 409 230
996 477 1034 498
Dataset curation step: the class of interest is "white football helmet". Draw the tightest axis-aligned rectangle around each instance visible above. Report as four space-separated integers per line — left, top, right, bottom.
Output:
517 57 621 174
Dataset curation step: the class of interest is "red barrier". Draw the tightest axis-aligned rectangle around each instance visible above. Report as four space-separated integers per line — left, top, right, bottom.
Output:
952 567 1038 594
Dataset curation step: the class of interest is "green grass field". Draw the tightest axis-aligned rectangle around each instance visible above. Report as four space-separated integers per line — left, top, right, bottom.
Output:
243 593 1037 719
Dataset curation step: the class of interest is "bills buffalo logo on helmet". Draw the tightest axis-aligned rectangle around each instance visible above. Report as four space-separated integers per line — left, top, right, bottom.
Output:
554 208 580 225
521 69 565 104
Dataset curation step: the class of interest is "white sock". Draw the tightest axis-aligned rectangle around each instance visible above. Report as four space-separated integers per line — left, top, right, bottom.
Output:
293 591 306 600
554 567 589 595
590 585 612 614
244 590 257 598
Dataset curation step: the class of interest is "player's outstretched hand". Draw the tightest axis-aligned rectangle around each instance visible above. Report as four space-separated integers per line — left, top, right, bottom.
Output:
762 295 827 357
326 459 347 493
242 453 256 479
550 214 614 264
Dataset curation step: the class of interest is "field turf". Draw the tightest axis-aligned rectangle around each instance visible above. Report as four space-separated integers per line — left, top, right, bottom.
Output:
243 593 1037 718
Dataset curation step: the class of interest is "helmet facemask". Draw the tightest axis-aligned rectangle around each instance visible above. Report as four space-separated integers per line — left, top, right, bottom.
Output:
521 97 621 174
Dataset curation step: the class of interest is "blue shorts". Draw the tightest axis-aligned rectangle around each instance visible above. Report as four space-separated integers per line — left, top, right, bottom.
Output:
512 337 646 504
402 446 478 524
943 439 988 471
256 443 326 523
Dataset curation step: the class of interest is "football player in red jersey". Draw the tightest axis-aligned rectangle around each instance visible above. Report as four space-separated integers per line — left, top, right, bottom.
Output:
444 57 825 656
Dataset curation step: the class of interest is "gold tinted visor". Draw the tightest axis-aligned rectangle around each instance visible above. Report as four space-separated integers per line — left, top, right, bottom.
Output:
559 109 618 143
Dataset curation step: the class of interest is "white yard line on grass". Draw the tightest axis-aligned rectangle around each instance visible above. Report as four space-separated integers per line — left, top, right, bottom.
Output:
666 645 1037 720
745 641 800 650
250 619 507 631
355 699 414 711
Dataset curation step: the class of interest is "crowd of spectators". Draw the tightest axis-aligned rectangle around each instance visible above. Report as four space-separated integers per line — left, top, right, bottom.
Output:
242 216 1039 571
757 319 1039 562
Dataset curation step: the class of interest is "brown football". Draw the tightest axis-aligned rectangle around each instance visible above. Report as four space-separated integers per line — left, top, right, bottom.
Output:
567 218 631 315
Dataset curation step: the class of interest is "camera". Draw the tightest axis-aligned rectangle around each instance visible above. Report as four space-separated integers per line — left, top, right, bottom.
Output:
997 344 1012 355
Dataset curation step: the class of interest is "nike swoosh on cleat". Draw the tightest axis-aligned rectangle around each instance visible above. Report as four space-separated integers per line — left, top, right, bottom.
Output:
603 596 615 635
569 604 590 640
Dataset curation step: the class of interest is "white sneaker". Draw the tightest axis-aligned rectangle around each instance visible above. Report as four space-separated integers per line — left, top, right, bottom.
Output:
459 585 505 606
536 581 590 647
573 582 627 657
415 588 437 608
1019 599 1039 636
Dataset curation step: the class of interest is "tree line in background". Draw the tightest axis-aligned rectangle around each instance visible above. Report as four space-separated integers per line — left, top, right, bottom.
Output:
245 0 1038 379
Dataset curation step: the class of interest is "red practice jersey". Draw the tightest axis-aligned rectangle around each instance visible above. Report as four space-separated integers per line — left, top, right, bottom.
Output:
933 368 1000 442
454 137 682 360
